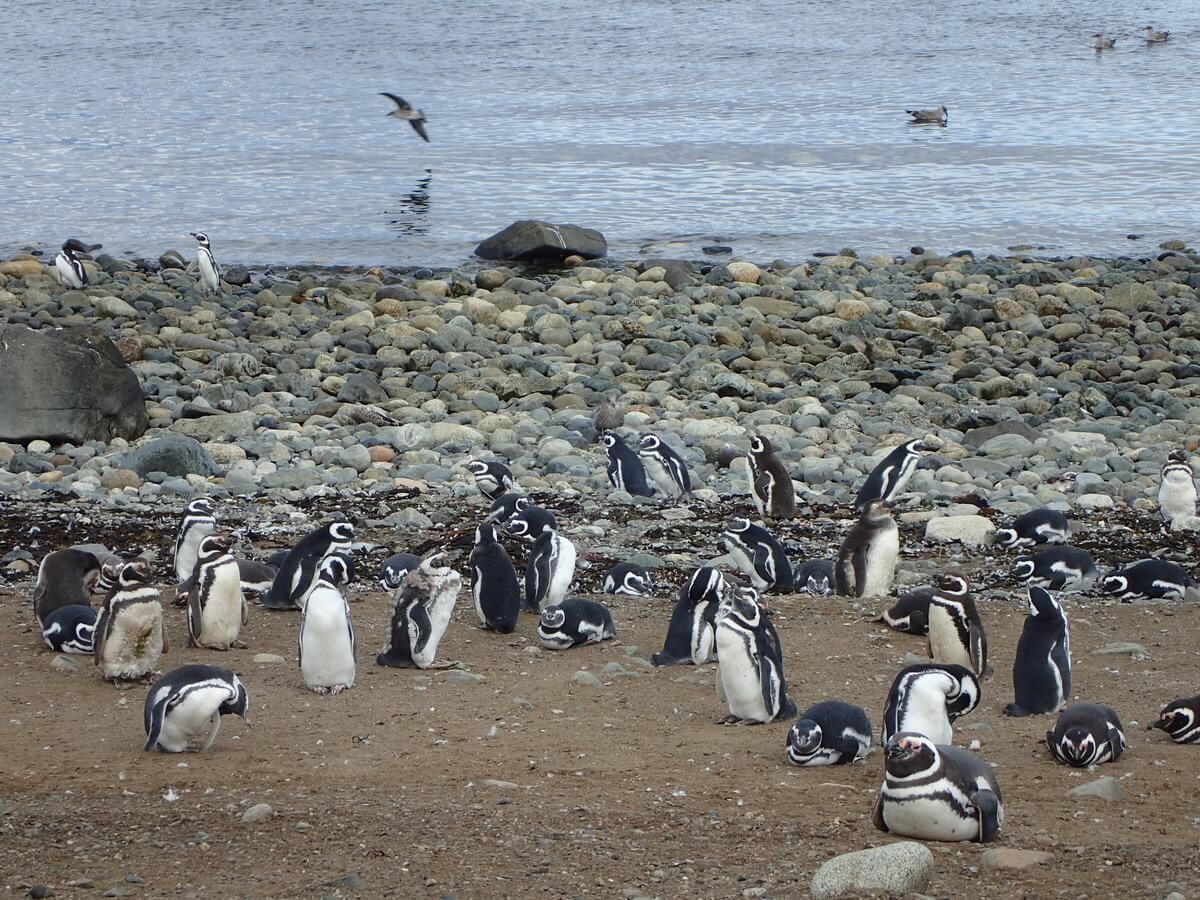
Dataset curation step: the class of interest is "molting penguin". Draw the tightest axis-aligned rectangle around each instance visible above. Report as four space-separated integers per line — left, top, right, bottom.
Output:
927 573 988 677
263 519 354 610
378 552 422 591
1100 558 1197 602
652 566 725 666
993 508 1071 549
190 232 222 295
714 585 795 724
525 525 576 611
186 536 248 651
835 500 898 598
41 605 98 654
376 553 461 669
144 664 248 752
94 561 168 682
505 506 557 543
602 431 655 497
746 434 796 519
876 586 935 635
1149 696 1200 744
882 663 981 745
794 559 835 596
173 498 217 586
855 438 927 509
785 700 872 766
485 493 532 528
470 523 521 633
602 562 651 596
720 517 792 593
873 733 1003 843
1047 703 1126 767
637 433 692 499
1011 546 1097 592
536 598 616 649
298 554 356 695
466 459 514 503
1158 449 1196 524
33 548 101 627
54 238 100 289
1003 586 1070 717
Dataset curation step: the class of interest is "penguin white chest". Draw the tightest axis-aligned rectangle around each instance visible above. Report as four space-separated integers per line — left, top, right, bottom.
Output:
156 686 229 752
882 789 979 841
691 602 716 664
860 527 899 597
715 626 768 721
642 456 679 497
299 590 355 691
98 599 165 680
928 606 971 669
176 522 215 581
544 538 575 608
899 687 954 744
1160 470 1197 521
193 562 244 646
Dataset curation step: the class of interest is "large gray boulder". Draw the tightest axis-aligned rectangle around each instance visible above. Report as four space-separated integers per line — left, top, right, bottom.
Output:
810 842 934 899
474 220 607 262
0 324 148 444
117 434 220 478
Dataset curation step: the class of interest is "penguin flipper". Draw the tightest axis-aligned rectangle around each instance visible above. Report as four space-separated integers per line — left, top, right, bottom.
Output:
972 789 1001 842
93 607 113 666
850 546 869 598
1045 730 1059 761
144 691 170 751
909 609 928 634
871 793 889 833
969 620 988 677
186 588 204 645
1106 723 1126 761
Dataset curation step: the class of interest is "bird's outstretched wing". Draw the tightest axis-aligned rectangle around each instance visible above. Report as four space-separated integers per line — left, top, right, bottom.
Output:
379 92 413 113
410 118 430 142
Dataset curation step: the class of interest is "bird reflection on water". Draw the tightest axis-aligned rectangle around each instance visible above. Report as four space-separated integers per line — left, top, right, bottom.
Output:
385 167 433 236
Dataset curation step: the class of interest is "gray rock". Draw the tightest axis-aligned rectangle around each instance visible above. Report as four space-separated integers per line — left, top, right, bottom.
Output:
571 670 603 687
962 421 1041 449
117 434 220 478
337 373 388 405
172 412 256 442
810 841 934 899
924 515 994 546
51 655 79 673
1091 642 1149 659
252 653 285 664
1069 776 1123 801
240 802 274 823
979 848 1054 869
475 219 607 262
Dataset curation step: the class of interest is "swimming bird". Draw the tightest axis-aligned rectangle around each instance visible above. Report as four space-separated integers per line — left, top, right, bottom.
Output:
905 105 948 125
380 93 429 142
1092 33 1116 50
1143 26 1170 42
190 232 222 295
55 239 101 289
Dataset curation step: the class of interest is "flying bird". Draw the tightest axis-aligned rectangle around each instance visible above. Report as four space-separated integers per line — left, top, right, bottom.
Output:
906 105 948 126
380 93 429 142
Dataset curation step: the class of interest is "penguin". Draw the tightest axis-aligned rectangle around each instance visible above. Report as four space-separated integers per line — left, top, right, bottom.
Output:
835 500 899 598
143 664 249 753
41 605 98 654
1100 558 1197 602
185 536 248 651
536 598 616 649
1046 703 1126 767
470 523 521 633
173 498 217 585
602 431 655 497
785 700 873 766
993 508 1071 549
637 433 692 499
1158 449 1196 524
652 566 724 666
927 573 988 677
94 561 168 682
54 238 99 289
466 459 514 503
525 526 576 612
234 558 278 594
190 232 222 295
794 559 835 596
714 585 796 724
378 552 422 591
855 438 928 509
263 519 354 610
376 553 461 669
745 434 796 519
1149 696 1200 744
484 493 532 528
1003 586 1070 717
720 517 793 593
882 663 981 745
504 506 558 542
298 554 356 695
602 562 651 596
876 586 934 635
1011 546 1097 592
873 732 1003 843
33 547 101 627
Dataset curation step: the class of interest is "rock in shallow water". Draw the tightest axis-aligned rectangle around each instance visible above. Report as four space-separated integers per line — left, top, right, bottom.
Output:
474 219 607 262
810 841 934 899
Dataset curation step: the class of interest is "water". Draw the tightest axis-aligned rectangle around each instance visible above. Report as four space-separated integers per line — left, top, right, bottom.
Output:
2 0 1196 266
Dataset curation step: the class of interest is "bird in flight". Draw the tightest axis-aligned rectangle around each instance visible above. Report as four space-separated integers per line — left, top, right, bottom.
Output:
380 93 430 142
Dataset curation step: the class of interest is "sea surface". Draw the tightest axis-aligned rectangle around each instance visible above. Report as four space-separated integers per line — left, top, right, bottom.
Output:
2 0 1196 266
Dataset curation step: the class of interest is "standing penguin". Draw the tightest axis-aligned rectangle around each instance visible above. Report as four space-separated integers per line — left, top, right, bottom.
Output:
855 438 927 509
186 536 248 651
190 232 222 295
1003 586 1070 717
602 432 655 497
993 508 1071 549
298 555 356 695
746 434 796 519
602 562 652 596
486 493 533 528
873 733 1003 843
1158 449 1196 524
714 585 796 724
537 598 617 649
721 517 793 593
376 553 462 669
927 573 988 677
504 506 558 542
1100 558 1197 602
525 525 576 612
1150 696 1200 744
637 433 692 499
882 663 981 745
466 459 514 503
470 523 521 633
263 519 354 610
54 238 99 289
1046 703 1126 767
33 547 101 627
173 498 217 585
1011 546 1097 592
875 586 935 635
785 701 873 766
794 559 835 596
94 561 168 682
652 567 725 666
143 664 249 753
835 500 899 598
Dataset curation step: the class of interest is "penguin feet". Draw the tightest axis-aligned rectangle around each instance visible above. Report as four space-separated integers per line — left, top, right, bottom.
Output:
231 639 248 649
1002 702 1032 717
715 714 743 726
425 658 459 670
327 684 349 696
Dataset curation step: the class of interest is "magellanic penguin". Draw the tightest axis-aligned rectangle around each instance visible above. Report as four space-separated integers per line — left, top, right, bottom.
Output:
714 585 796 725
927 573 989 678
785 700 873 766
190 232 222 295
536 598 616 649
854 438 927 509
746 434 796 519
873 733 1003 843
835 500 899 598
602 562 651 596
1150 696 1200 744
993 508 1071 550
882 663 981 745
94 561 168 682
525 525 576 612
298 554 357 695
54 238 100 289
376 553 461 669
144 664 249 752
33 547 101 627
41 605 98 654
1011 546 1097 592
875 586 935 635
794 559 835 596
652 566 725 666
173 497 217 586
186 535 248 651
504 505 557 543
470 523 521 634
1003 586 1070 717
637 433 692 499
720 517 793 593
1100 558 1197 602
466 459 514 503
602 431 655 497
377 552 421 591
485 493 532 529
263 519 354 610
1158 450 1197 525
1046 703 1126 767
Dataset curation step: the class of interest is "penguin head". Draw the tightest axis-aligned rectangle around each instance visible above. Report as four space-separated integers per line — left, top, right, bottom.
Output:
883 732 938 775
186 497 217 517
638 433 662 453
935 572 969 596
907 438 931 454
724 585 763 624
1056 727 1097 766
197 534 231 561
1026 585 1059 618
96 557 125 592
1151 702 1194 737
1100 573 1128 595
115 560 151 589
1011 557 1035 581
747 434 771 456
474 523 498 546
538 606 566 630
860 500 892 524
992 527 1018 548
1167 449 1188 465
807 573 830 596
946 667 982 718
601 432 619 449
465 460 489 477
724 516 752 535
190 232 211 247
220 674 251 723
787 720 823 757
320 553 354 586
61 238 100 254
327 520 355 544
